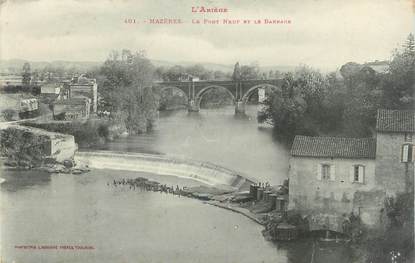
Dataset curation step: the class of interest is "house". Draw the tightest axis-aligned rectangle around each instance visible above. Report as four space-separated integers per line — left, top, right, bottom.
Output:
53 96 90 121
375 109 414 195
67 75 98 113
41 83 61 95
288 109 415 231
288 136 382 230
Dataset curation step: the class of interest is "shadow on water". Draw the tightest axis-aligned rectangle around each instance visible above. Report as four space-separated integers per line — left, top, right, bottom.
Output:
276 238 353 263
0 169 51 192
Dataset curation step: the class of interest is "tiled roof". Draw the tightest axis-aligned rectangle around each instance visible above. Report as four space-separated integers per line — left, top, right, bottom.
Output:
376 109 415 133
291 135 376 159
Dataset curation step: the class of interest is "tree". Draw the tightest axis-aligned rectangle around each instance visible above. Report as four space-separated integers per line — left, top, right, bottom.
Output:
22 62 31 87
99 49 157 134
240 63 260 80
232 62 241 81
383 33 415 109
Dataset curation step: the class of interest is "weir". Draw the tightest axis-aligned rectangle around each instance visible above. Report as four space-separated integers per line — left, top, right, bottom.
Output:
75 151 256 189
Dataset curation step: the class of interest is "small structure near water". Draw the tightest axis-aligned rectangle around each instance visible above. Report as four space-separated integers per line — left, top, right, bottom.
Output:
274 222 298 241
0 124 77 167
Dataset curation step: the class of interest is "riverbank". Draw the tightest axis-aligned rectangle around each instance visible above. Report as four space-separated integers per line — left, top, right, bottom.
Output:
206 200 267 225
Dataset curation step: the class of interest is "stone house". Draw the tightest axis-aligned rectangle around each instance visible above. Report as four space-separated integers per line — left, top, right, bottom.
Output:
375 109 414 195
288 136 382 230
67 75 98 113
288 109 414 231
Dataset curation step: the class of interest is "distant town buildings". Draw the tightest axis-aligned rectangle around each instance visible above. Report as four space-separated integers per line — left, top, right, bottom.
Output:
67 75 98 113
53 96 90 120
51 74 97 121
0 93 39 120
41 83 61 95
288 109 414 231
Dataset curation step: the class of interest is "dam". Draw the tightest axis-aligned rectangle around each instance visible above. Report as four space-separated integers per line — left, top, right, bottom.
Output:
76 151 256 190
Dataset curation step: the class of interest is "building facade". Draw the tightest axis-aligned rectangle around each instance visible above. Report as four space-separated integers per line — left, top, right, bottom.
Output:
288 136 382 230
375 109 414 195
53 96 90 121
288 109 414 231
67 75 98 113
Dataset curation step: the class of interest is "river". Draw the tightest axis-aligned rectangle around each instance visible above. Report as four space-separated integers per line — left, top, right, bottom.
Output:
98 106 290 185
0 106 354 263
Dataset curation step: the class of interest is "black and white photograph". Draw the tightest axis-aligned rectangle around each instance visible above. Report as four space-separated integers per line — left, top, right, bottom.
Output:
0 0 414 262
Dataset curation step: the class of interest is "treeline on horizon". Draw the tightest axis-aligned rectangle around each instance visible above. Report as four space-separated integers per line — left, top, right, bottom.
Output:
258 34 415 143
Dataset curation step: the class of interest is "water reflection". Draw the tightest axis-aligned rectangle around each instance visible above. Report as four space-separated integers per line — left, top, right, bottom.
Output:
0 168 51 192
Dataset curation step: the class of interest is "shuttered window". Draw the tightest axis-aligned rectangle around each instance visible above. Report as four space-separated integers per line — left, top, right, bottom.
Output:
317 164 334 181
401 144 412 163
351 165 365 183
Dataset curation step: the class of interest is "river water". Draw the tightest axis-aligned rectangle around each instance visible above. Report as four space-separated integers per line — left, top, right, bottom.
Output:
0 106 354 263
99 106 290 185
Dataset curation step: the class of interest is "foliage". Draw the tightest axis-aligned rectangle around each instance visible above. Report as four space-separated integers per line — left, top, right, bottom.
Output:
259 68 326 141
2 109 17 121
22 62 31 87
364 192 414 263
0 127 50 167
199 87 234 108
382 33 415 109
23 120 113 147
240 63 261 80
260 34 415 143
154 64 231 81
232 62 241 81
98 49 158 134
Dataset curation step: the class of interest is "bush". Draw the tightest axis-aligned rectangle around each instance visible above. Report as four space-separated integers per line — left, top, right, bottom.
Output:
22 120 114 147
0 127 50 167
2 109 17 121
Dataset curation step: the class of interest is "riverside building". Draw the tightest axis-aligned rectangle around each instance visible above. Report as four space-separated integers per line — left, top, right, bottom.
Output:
288 109 414 231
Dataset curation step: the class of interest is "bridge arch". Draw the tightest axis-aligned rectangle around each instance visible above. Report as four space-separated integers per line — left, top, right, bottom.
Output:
159 86 189 110
241 84 281 104
195 85 236 109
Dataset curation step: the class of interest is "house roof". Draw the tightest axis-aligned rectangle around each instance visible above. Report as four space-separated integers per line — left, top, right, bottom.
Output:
291 135 376 159
376 109 415 133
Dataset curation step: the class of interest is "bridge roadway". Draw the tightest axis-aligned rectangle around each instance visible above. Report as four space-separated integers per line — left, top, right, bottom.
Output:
154 79 283 115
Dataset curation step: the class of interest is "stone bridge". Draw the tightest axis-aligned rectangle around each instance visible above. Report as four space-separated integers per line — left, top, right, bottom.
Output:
154 79 282 115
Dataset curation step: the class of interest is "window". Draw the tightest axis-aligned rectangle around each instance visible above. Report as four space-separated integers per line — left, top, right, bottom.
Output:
351 165 365 183
401 144 413 163
317 163 335 181
322 164 330 180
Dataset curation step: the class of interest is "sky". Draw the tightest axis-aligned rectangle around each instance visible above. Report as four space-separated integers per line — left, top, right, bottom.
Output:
0 0 414 70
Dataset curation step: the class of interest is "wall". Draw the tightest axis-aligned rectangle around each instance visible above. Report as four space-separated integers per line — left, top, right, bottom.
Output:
49 133 77 162
288 156 384 230
0 124 77 165
375 132 414 195
69 83 97 113
53 101 90 120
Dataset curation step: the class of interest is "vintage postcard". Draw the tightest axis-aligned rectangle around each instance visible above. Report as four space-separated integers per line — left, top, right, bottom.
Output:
0 0 414 262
